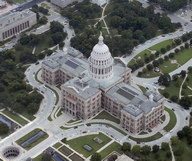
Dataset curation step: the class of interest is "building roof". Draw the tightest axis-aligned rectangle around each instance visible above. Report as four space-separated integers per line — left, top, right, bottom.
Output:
116 154 134 161
62 76 100 100
0 9 35 29
42 49 88 76
106 83 161 117
90 35 111 61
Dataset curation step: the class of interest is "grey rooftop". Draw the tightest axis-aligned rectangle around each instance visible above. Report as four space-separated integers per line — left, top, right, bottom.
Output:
0 9 35 29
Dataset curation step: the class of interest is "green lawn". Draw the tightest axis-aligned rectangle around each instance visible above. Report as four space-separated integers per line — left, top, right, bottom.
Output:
53 142 62 149
66 133 111 158
12 0 26 4
172 140 192 161
148 148 172 161
22 112 36 121
183 74 192 96
16 128 48 150
33 154 44 161
138 85 147 93
93 111 120 124
99 142 123 159
35 31 53 54
2 110 28 126
159 77 183 98
149 39 173 51
129 132 163 143
159 60 179 74
128 39 173 66
141 48 192 78
164 107 177 132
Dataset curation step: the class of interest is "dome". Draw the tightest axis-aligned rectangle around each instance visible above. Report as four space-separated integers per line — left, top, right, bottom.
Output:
91 35 111 60
88 34 114 81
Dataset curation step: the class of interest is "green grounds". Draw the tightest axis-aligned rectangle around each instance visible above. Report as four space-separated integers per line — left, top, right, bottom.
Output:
159 72 192 99
99 141 123 159
129 132 163 143
159 77 183 98
59 145 73 156
11 0 26 4
140 48 192 78
93 111 120 124
128 39 173 66
163 107 177 132
146 148 172 161
16 128 48 150
172 139 192 161
2 110 28 126
65 133 111 158
53 142 63 149
182 74 192 96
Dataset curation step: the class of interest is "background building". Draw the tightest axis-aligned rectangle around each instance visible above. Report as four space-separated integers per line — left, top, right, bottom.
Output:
50 0 82 8
0 9 37 42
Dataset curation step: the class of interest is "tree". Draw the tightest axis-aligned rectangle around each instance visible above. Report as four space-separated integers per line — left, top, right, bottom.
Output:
171 136 180 146
90 153 101 161
0 123 9 135
188 66 192 73
146 64 153 71
152 145 159 153
180 70 186 78
141 145 151 155
170 95 179 103
39 16 48 25
131 145 141 156
51 32 64 45
50 21 64 33
121 142 131 152
179 97 191 109
161 142 169 151
158 74 171 86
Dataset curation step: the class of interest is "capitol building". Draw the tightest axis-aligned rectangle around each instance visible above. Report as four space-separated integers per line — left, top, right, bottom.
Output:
41 35 164 134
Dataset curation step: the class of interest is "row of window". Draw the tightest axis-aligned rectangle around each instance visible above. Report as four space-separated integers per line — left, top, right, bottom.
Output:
2 21 29 40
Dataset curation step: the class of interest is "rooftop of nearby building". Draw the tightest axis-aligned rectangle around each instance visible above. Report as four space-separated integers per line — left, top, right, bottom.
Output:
116 154 134 161
0 9 35 29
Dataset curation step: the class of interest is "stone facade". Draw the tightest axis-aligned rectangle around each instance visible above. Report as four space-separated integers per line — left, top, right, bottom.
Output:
0 9 37 42
41 36 164 134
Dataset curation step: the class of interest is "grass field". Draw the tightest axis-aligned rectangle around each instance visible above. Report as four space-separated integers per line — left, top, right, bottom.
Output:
128 39 173 66
159 77 183 98
99 141 122 159
141 48 192 78
164 107 177 132
172 140 192 161
2 110 28 126
66 133 111 158
129 132 163 143
53 142 62 149
16 128 48 150
93 111 120 124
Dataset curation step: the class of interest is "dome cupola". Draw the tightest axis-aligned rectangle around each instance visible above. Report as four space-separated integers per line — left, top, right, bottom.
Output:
88 34 113 81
